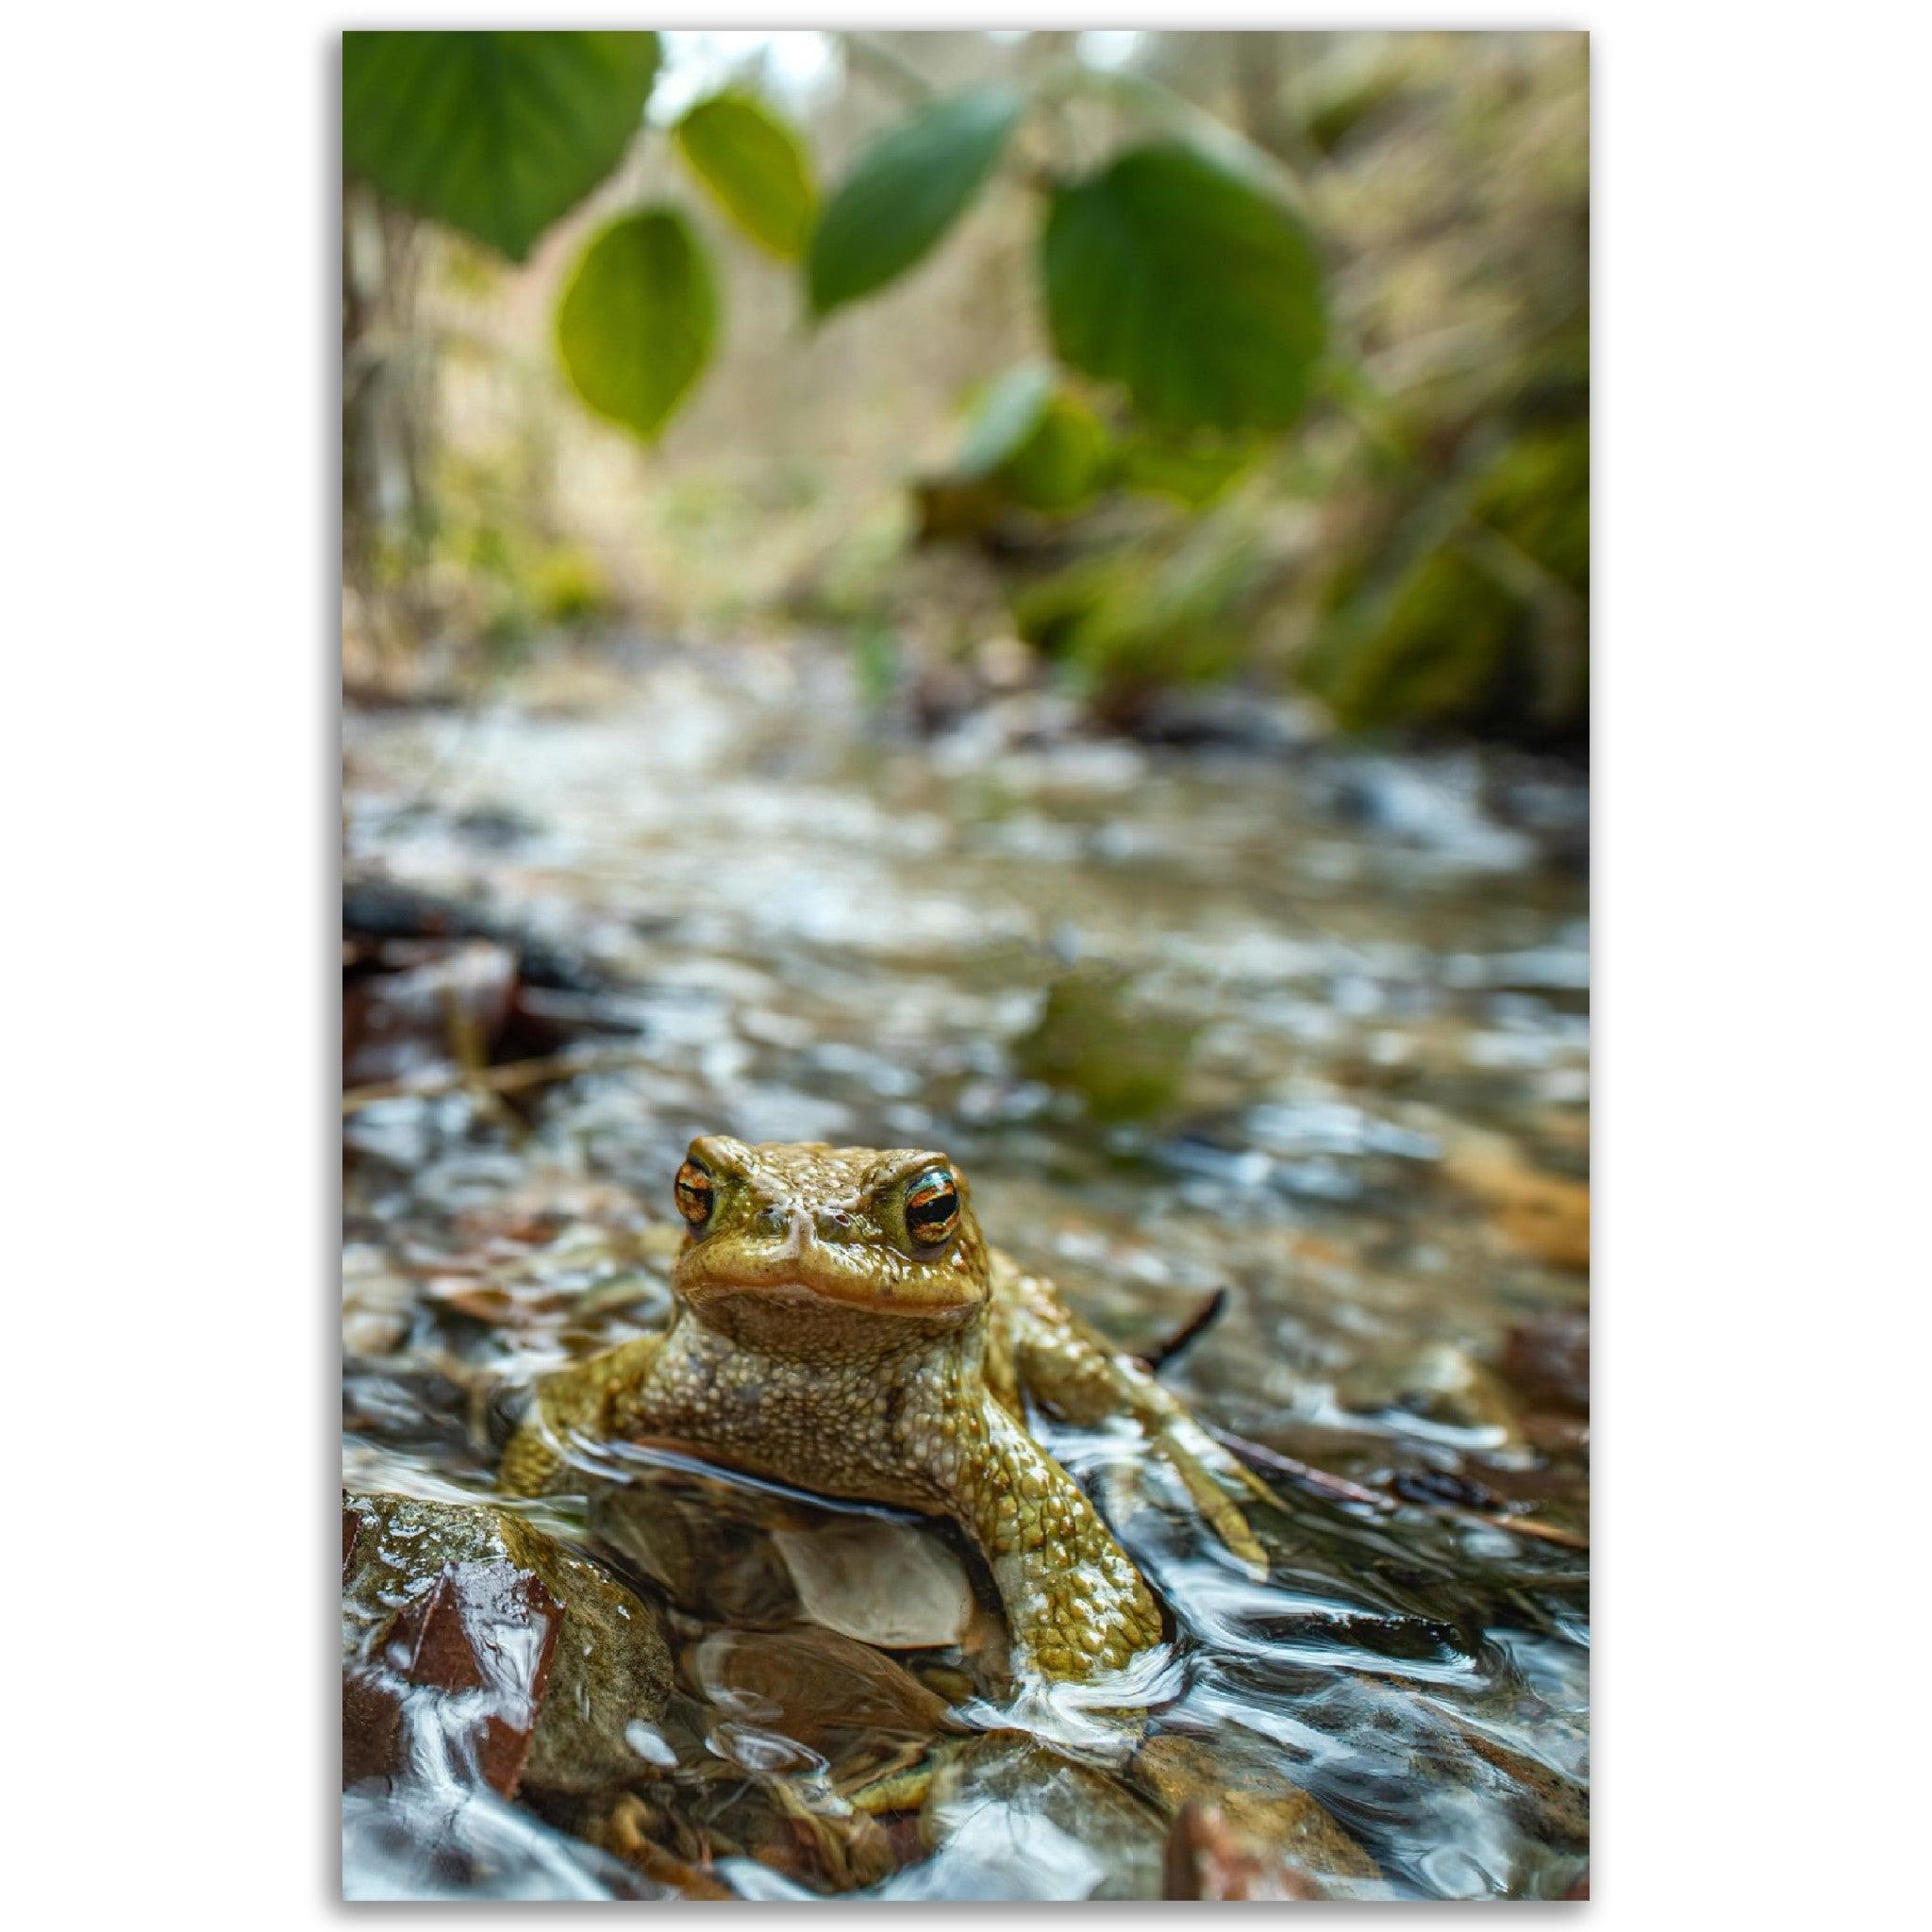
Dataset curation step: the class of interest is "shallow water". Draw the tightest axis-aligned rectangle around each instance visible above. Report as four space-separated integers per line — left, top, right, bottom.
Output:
341 644 1588 1900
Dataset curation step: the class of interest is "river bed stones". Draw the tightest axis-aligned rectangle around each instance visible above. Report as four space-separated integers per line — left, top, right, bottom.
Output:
917 1734 1171 1902
342 1491 672 1798
1133 1730 1380 1895
591 1465 984 1653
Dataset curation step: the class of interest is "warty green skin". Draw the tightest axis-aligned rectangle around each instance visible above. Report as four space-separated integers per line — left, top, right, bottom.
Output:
499 1137 1264 1683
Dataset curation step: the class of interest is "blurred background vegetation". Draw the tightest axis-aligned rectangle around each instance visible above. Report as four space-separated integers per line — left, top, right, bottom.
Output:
342 28 1586 748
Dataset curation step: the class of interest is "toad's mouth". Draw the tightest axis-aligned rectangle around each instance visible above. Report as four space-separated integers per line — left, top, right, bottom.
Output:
675 1258 983 1321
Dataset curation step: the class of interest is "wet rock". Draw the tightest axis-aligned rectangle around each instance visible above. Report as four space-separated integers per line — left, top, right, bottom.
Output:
341 1245 417 1358
1344 1340 1528 1455
1114 688 1319 758
690 1627 960 1748
919 1735 1169 1902
1454 1728 1591 1855
1500 1309 1590 1414
1163 1802 1324 1900
343 873 608 996
342 1491 672 1798
589 1471 809 1629
1133 1731 1378 1889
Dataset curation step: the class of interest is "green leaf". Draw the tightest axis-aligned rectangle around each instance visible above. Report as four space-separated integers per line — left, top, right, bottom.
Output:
556 208 717 441
343 31 659 262
955 365 1055 477
1042 142 1326 433
675 91 817 259
997 396 1112 515
808 85 1024 317
948 366 1111 516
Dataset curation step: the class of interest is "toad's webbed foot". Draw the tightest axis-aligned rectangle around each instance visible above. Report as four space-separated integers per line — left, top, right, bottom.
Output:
942 1401 1164 1681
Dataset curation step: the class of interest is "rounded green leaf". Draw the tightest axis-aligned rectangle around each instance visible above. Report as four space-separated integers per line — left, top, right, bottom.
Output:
675 91 816 259
997 396 1112 515
556 208 717 441
1042 142 1327 433
343 31 659 262
808 85 1024 318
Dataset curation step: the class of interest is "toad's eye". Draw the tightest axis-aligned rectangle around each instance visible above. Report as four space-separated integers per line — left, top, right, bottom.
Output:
674 1159 713 1229
904 1169 959 1247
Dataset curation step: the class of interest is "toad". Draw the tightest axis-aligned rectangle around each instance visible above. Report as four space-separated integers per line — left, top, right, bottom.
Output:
500 1139 1266 1681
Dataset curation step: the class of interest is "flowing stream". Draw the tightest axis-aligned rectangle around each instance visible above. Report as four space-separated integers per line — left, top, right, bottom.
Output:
342 642 1588 1901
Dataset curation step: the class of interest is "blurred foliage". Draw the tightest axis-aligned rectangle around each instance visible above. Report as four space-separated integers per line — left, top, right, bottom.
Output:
1302 417 1588 737
363 447 617 661
1042 143 1326 433
808 85 1023 317
1017 971 1200 1125
342 30 1586 745
675 92 818 259
342 32 661 263
1012 517 1272 702
557 209 717 440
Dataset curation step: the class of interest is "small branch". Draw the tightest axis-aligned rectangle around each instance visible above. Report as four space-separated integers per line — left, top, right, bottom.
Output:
1206 1424 1395 1512
842 32 936 106
1207 1423 1589 1552
341 1043 653 1116
1442 1507 1588 1552
1136 1288 1229 1374
1056 63 1313 214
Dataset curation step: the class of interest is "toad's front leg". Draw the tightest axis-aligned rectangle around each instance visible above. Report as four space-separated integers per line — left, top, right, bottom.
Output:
935 1397 1164 1682
498 1334 663 1497
1004 1272 1270 1578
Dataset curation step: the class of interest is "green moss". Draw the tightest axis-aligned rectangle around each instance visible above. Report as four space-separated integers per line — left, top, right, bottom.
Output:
1016 971 1198 1124
1302 422 1588 741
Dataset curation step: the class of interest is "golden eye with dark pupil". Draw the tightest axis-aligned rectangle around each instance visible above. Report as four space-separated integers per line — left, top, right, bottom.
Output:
674 1160 713 1228
904 1170 959 1246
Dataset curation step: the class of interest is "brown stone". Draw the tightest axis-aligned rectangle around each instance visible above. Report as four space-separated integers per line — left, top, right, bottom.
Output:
1163 1801 1324 1901
1133 1732 1378 1884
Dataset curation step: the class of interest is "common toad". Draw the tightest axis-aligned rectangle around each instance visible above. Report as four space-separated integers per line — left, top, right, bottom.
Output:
500 1138 1265 1681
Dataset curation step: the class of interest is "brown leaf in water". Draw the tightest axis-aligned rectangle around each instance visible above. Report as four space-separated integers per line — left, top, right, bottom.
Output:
1440 1130 1590 1273
772 1517 978 1650
558 1793 739 1900
384 1560 563 1796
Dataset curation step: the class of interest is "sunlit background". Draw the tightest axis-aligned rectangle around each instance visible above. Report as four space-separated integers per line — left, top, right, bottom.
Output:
343 28 1586 744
